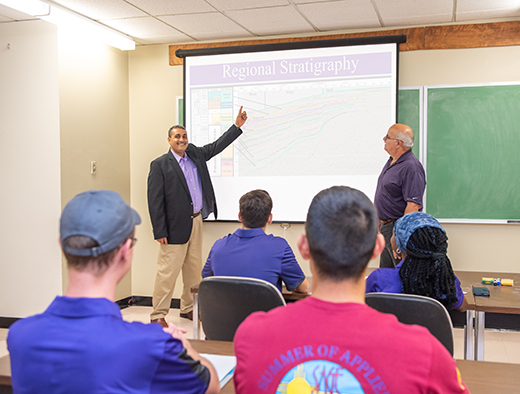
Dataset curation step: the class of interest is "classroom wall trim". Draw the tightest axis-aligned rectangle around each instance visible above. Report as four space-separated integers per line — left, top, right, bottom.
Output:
169 21 520 65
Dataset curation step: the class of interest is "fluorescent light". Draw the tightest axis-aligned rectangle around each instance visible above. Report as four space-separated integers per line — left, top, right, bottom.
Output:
0 0 135 51
0 0 49 15
41 5 135 50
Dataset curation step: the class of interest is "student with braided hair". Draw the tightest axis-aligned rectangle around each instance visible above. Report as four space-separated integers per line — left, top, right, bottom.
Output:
366 211 468 311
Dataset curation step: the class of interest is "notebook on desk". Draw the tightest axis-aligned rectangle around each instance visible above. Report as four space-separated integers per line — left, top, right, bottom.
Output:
201 353 237 388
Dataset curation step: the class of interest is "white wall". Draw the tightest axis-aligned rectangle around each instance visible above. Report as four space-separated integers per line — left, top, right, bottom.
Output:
58 28 131 301
0 21 62 317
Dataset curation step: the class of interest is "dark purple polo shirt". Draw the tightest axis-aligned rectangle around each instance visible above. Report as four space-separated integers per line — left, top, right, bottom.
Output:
374 150 426 221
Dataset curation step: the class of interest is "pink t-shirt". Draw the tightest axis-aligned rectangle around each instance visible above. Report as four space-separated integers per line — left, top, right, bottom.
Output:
234 297 469 394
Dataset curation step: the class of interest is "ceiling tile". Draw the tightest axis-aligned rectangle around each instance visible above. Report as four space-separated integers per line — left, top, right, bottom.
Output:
101 16 188 39
297 0 381 30
206 0 290 11
457 0 520 21
159 13 254 41
126 0 216 15
52 0 146 19
375 0 453 26
225 5 315 35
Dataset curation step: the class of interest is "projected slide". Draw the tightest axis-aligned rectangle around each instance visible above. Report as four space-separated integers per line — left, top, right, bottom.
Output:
185 42 398 221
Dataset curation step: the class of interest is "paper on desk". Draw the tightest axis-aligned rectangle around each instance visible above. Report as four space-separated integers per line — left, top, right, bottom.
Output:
200 353 237 388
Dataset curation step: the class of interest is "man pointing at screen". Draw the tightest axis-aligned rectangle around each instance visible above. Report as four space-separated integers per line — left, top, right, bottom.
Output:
148 107 248 326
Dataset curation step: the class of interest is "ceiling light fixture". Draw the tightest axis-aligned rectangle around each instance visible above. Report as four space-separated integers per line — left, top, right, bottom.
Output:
0 0 49 16
0 0 135 51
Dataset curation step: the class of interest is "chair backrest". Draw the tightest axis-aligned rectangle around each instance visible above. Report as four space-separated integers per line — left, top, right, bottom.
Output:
365 292 454 355
199 276 286 341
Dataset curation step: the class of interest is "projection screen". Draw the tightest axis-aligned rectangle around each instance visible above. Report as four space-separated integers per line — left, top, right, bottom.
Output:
181 36 403 222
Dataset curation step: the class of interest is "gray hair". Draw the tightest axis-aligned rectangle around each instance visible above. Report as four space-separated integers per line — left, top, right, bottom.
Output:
395 131 414 149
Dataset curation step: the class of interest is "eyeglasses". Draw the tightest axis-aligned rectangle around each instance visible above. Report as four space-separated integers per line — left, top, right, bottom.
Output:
384 134 402 142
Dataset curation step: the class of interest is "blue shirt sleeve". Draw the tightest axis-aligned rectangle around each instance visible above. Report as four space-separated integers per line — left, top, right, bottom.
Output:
365 268 403 294
365 270 379 293
280 243 306 291
151 337 209 393
452 275 464 310
202 249 214 278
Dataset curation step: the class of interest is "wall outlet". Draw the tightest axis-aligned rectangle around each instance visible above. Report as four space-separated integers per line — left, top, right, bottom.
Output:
90 161 97 175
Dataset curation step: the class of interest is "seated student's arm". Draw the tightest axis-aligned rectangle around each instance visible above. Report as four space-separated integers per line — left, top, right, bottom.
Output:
457 296 469 313
365 269 382 293
201 250 214 278
280 243 309 293
453 276 468 312
170 328 220 394
293 277 309 293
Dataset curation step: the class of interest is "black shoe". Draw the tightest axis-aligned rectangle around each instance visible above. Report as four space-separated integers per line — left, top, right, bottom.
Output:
180 311 193 321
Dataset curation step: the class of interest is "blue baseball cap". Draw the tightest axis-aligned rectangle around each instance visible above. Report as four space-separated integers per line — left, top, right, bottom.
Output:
394 212 445 253
60 190 141 257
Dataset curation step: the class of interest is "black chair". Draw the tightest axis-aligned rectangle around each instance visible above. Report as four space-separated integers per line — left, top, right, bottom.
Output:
365 292 454 356
199 276 286 341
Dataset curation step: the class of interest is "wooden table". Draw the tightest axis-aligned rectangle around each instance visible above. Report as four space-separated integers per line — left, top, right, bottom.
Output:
455 271 520 361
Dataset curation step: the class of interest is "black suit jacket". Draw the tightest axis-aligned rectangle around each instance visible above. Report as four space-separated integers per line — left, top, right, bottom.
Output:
147 125 242 244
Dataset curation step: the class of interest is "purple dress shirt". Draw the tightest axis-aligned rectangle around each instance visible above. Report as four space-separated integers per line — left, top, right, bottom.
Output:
172 150 203 213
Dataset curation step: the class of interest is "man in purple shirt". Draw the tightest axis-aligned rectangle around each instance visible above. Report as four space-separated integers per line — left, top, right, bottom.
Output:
374 123 425 268
202 190 309 293
8 190 219 394
148 107 248 327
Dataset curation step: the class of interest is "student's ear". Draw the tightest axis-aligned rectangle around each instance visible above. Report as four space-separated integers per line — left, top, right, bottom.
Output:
238 212 243 223
267 214 273 225
371 233 385 261
118 238 133 262
297 234 311 260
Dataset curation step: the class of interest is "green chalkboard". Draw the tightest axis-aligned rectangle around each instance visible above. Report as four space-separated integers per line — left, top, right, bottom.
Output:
426 84 520 220
398 88 421 159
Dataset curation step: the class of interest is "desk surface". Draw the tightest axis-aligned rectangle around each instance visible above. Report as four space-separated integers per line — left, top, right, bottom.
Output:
2 340 520 394
455 271 520 314
195 270 520 313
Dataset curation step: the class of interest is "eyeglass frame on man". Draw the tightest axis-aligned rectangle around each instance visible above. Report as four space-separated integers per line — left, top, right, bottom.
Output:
384 134 402 142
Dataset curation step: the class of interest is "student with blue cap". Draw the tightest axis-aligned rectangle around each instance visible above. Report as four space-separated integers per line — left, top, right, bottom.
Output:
8 190 219 394
366 211 468 311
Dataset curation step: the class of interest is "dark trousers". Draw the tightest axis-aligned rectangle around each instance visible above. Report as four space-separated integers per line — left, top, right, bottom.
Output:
379 221 398 268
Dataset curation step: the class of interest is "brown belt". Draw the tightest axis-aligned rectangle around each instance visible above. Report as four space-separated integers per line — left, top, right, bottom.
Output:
380 218 397 225
193 210 201 218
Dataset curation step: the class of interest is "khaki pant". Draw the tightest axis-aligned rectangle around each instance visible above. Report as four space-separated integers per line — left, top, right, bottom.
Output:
150 215 203 320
